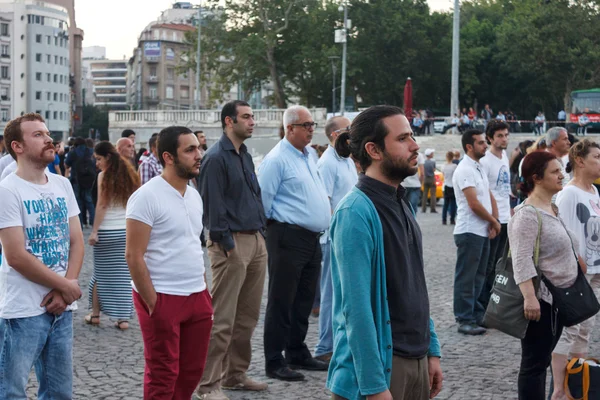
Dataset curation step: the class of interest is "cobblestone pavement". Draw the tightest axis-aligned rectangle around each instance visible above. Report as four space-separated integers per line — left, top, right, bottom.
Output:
26 205 600 399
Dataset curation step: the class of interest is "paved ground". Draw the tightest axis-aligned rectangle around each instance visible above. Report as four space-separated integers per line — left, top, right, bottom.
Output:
24 208 600 400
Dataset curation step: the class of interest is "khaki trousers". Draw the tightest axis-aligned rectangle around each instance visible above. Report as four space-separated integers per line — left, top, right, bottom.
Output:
196 232 267 394
331 355 429 400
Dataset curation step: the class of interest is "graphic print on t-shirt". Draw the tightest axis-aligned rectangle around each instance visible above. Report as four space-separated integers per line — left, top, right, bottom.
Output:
577 200 600 267
495 165 510 197
23 192 70 272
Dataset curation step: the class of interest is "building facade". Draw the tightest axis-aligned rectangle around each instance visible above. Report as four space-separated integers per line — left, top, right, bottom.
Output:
128 23 198 110
0 0 70 139
89 59 127 110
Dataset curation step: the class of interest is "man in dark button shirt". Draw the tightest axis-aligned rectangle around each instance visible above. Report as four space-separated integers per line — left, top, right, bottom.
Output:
328 105 442 400
195 100 268 400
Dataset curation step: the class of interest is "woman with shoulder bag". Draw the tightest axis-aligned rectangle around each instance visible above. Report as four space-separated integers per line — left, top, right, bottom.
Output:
551 139 600 400
508 150 579 400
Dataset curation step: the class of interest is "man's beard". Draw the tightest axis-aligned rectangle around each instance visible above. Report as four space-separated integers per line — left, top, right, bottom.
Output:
381 150 418 182
202 144 208 151
174 157 199 180
473 149 486 160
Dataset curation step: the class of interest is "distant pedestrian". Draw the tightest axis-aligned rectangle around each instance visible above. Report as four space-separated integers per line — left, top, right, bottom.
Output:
196 101 268 399
578 111 590 136
534 112 546 136
195 130 208 156
442 151 457 225
329 106 443 400
121 129 136 143
557 109 566 127
314 115 358 365
139 133 162 185
401 152 425 214
509 140 534 209
65 136 96 227
86 141 140 330
126 126 213 399
116 137 136 169
453 150 461 165
453 129 500 335
509 150 577 400
0 113 83 399
422 148 437 213
478 120 511 313
258 106 330 381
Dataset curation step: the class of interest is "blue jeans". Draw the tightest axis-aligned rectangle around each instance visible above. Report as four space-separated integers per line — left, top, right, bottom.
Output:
0 311 73 399
453 233 490 324
73 183 95 226
404 187 421 215
442 187 457 223
315 241 333 357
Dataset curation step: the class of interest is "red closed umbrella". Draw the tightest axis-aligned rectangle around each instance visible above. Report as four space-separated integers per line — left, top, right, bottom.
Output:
404 77 413 122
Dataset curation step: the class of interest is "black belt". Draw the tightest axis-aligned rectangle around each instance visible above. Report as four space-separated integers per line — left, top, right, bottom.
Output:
267 219 324 238
235 230 258 235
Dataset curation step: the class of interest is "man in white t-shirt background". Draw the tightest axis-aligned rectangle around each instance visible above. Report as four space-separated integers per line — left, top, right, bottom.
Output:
452 129 500 336
126 126 213 399
478 119 511 315
401 152 424 214
0 113 84 399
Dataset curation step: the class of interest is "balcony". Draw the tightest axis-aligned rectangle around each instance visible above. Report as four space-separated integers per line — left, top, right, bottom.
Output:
145 96 159 105
0 54 9 59
145 56 160 64
147 76 159 83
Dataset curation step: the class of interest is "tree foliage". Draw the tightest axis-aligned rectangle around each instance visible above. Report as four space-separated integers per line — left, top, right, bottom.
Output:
180 0 600 119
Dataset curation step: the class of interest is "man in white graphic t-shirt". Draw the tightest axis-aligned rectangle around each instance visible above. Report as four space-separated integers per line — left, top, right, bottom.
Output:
126 126 213 399
478 119 511 313
0 113 83 399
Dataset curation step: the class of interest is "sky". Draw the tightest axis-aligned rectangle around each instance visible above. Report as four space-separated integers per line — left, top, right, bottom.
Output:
75 0 453 60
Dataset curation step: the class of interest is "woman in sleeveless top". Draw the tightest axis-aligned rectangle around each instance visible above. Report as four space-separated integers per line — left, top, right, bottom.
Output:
85 141 140 330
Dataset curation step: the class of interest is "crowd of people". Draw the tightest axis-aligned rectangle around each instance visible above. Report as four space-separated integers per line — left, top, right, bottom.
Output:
0 102 597 400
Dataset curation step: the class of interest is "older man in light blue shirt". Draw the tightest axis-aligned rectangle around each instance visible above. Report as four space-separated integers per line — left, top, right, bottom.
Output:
313 116 358 364
258 105 331 382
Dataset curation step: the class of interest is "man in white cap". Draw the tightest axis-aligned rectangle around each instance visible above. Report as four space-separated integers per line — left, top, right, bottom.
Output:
421 148 437 213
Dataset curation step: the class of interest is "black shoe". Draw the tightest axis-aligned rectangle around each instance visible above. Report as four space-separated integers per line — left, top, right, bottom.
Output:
288 357 328 371
431 210 438 213
450 219 455 225
266 366 305 381
457 323 486 335
442 220 447 225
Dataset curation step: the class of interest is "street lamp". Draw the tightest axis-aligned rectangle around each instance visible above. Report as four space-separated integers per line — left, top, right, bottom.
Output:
450 0 460 117
328 56 340 116
194 3 202 110
337 2 349 116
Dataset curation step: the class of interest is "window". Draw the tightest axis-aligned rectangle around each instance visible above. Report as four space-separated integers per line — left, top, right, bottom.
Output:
1 109 8 121
53 55 57 64
1 87 8 99
53 92 57 101
180 86 189 99
2 66 9 79
166 86 174 99
47 92 51 100
45 110 50 119
35 91 41 100
35 34 41 43
167 68 174 80
46 54 51 63
35 53 41 62
47 35 51 45
149 87 157 99
46 73 51 82
0 23 8 37
36 110 41 115
53 111 57 120
149 66 157 77
59 75 63 84
54 37 58 46
36 72 42 81
53 74 57 83
1 45 8 57
59 93 63 102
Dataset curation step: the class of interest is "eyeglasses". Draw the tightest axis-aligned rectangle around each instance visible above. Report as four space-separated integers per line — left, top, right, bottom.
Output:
333 126 350 134
291 122 318 129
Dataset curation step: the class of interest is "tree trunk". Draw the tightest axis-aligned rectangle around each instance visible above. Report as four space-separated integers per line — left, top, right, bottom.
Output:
564 80 572 115
266 46 287 109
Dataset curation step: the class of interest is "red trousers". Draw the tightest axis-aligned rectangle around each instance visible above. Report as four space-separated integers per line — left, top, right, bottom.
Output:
134 290 213 400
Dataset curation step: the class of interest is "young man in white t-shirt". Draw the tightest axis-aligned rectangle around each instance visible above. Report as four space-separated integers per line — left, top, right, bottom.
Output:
0 113 84 399
126 126 213 399
478 119 511 314
452 129 500 336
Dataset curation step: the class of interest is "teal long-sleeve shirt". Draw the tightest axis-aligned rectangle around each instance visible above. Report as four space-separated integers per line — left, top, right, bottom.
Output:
327 187 441 400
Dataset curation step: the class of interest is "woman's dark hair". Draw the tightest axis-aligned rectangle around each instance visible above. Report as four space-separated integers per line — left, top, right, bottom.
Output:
519 150 558 196
567 139 600 174
510 139 534 174
335 105 404 171
74 137 85 147
94 141 140 207
157 126 194 167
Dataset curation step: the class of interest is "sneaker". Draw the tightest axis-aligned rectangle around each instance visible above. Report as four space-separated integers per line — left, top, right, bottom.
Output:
194 389 230 400
222 376 268 391
457 323 486 336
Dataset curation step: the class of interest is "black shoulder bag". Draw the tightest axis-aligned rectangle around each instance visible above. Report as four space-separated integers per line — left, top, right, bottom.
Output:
540 219 600 327
483 205 542 339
